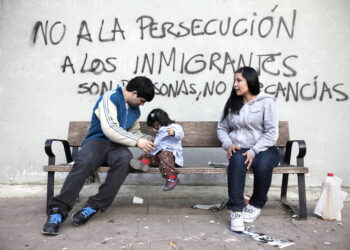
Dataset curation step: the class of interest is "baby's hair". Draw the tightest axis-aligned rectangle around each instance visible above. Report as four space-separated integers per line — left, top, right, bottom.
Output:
147 108 175 127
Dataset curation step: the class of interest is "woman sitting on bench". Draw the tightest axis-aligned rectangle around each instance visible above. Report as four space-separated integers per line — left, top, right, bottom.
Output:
217 66 280 232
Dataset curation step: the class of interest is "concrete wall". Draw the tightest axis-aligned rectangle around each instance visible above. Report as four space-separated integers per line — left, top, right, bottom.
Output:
0 0 349 186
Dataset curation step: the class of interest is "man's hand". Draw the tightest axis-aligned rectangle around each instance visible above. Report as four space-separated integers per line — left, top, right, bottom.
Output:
137 138 155 153
242 151 254 170
227 144 241 159
167 127 175 136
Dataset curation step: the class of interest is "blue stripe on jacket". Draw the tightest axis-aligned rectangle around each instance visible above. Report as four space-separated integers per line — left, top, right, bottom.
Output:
82 86 141 146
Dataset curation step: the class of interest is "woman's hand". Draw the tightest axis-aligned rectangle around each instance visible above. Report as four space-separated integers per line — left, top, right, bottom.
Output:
227 144 241 158
242 151 254 170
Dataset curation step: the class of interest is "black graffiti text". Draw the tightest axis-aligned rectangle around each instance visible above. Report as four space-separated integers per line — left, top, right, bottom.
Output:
136 7 296 40
32 20 66 45
61 53 117 74
78 80 115 95
262 76 348 102
133 47 297 77
153 79 227 101
76 18 125 46
31 18 126 46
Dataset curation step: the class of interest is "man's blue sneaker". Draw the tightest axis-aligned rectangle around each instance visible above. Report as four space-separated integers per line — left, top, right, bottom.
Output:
71 206 97 226
42 208 63 235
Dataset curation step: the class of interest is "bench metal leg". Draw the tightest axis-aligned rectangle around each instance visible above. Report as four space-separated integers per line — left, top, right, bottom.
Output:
281 173 289 200
297 173 307 219
46 171 55 215
280 172 307 220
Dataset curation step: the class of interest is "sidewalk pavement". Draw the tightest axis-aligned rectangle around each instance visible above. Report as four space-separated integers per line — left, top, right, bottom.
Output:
0 185 349 250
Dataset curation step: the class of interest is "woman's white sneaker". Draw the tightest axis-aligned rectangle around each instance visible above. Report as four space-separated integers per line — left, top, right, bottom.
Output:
243 204 261 223
230 211 244 232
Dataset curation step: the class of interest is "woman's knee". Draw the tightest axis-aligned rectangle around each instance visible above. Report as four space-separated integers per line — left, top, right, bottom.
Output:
254 148 279 169
228 155 246 177
228 151 246 168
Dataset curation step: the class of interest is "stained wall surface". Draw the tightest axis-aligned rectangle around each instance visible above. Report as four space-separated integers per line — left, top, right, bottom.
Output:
0 0 349 185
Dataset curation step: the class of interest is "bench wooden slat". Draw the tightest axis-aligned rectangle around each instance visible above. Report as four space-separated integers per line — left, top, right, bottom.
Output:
140 121 222 147
67 121 290 147
43 165 308 174
277 121 290 147
68 121 91 147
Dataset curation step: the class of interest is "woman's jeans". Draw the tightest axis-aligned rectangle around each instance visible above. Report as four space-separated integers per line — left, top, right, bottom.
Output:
226 146 280 212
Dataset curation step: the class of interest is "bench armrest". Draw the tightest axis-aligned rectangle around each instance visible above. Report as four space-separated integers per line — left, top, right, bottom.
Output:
45 139 72 165
284 140 306 167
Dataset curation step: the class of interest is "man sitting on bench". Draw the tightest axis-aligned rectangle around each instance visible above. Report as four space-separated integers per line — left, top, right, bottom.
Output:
42 76 156 235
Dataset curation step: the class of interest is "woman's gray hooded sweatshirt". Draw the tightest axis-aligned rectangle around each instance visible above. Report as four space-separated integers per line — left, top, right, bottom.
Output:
217 93 278 157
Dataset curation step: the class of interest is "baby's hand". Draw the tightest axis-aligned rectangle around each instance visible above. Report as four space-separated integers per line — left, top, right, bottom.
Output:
167 127 175 136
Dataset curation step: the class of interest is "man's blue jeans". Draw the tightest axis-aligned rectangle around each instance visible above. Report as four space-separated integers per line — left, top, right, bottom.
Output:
226 146 280 212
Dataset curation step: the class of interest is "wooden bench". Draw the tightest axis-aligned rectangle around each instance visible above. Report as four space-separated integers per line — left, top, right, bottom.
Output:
44 121 308 219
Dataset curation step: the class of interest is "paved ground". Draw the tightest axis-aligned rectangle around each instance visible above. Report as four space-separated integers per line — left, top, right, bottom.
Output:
0 185 349 250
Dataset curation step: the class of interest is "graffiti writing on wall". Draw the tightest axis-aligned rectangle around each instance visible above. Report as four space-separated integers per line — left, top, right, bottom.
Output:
31 5 348 101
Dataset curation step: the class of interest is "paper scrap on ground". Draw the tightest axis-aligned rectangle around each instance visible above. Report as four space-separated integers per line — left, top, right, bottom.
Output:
133 196 143 204
192 201 226 211
208 161 228 168
234 228 295 248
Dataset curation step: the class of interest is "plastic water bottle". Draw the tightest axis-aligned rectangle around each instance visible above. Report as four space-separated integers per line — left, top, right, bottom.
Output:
314 173 347 221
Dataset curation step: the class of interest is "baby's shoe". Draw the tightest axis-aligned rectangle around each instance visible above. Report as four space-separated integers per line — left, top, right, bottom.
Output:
163 176 178 191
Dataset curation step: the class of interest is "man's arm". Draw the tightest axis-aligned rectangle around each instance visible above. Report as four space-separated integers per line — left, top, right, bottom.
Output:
95 91 139 147
127 118 154 141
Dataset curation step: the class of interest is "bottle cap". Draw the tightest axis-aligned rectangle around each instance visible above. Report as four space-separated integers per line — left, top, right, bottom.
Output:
327 173 334 177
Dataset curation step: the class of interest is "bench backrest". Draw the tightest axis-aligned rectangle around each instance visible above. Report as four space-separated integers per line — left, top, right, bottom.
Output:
67 121 290 148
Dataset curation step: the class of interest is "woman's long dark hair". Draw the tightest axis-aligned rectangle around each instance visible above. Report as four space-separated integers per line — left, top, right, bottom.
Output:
222 66 260 120
147 108 175 127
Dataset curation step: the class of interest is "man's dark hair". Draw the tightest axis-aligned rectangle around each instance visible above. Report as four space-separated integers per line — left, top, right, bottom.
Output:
126 76 155 102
